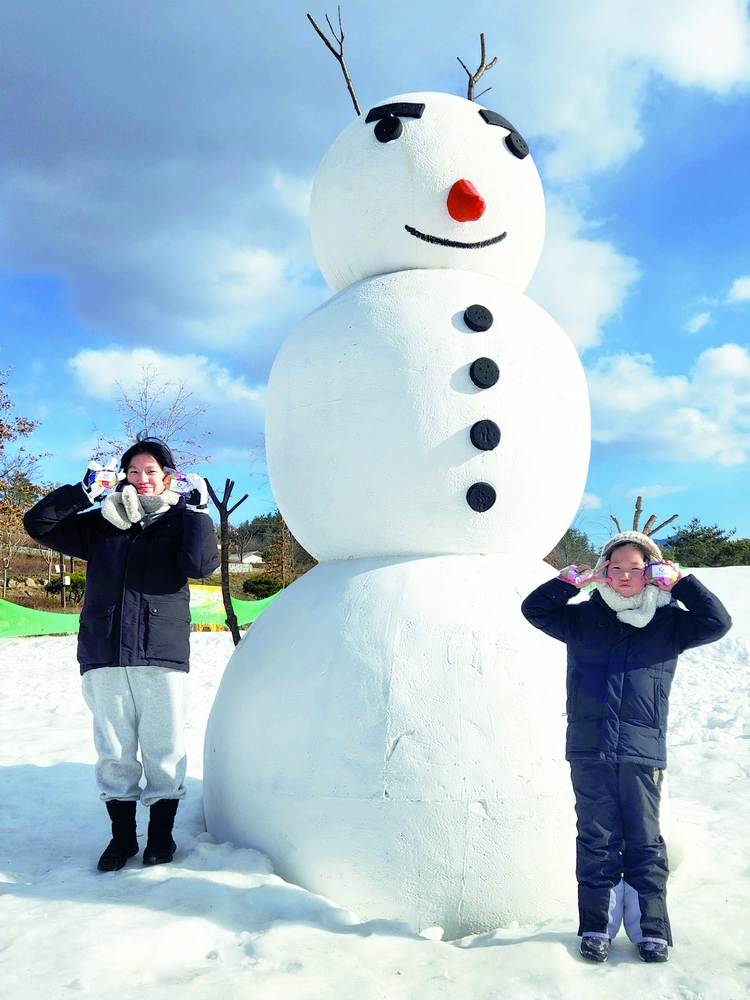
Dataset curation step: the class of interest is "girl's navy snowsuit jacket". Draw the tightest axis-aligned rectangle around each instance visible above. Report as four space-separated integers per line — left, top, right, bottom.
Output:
23 483 220 675
521 575 732 768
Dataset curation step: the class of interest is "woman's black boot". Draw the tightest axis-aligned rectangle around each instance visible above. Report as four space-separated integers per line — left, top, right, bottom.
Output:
143 798 179 866
97 800 139 871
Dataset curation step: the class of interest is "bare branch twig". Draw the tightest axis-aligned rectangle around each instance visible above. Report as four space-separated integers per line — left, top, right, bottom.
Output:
643 514 657 535
457 33 497 102
612 500 679 539
307 8 361 115
632 495 643 532
649 514 679 537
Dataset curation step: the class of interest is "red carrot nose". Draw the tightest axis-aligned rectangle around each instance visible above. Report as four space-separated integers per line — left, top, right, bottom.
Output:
447 179 486 222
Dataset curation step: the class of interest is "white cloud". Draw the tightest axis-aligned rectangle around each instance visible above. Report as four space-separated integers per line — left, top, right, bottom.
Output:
587 344 750 465
528 197 640 351
210 247 288 309
68 347 264 410
587 352 689 416
0 145 320 365
691 344 750 429
272 171 313 223
684 275 750 335
653 0 750 91
579 493 602 510
63 346 269 476
727 275 750 302
487 0 750 182
686 312 712 334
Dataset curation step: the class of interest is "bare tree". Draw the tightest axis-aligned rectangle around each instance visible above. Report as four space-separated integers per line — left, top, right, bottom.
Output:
457 33 497 102
0 368 46 594
0 367 42 481
264 514 293 589
34 541 58 585
96 363 211 468
206 478 248 646
0 473 44 597
229 521 260 563
307 8 361 115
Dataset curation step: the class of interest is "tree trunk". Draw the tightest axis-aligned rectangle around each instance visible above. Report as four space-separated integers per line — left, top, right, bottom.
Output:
205 479 248 646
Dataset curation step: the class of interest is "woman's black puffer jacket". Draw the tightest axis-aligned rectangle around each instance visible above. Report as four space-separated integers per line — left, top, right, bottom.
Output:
24 483 220 674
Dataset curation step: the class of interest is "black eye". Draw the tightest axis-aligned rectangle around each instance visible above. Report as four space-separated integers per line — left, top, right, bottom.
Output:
478 108 530 160
374 115 403 143
505 132 528 159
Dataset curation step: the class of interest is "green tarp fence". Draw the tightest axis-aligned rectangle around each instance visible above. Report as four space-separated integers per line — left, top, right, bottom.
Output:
0 588 280 639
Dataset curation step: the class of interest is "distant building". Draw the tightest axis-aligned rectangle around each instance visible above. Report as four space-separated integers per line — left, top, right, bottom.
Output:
227 552 263 573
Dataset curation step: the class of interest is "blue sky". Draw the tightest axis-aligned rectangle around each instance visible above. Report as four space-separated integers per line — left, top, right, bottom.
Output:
1 0 749 549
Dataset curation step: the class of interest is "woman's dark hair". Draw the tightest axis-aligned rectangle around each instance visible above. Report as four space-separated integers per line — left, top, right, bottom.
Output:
119 435 176 474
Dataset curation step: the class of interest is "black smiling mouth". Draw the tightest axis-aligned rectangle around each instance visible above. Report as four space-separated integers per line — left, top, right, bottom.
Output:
405 225 508 249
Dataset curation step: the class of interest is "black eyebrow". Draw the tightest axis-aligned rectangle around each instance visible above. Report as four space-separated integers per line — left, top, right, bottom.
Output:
479 108 530 159
479 109 517 131
365 102 426 123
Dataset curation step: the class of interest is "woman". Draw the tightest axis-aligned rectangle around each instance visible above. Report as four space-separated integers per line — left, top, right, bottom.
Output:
521 531 731 964
24 437 219 871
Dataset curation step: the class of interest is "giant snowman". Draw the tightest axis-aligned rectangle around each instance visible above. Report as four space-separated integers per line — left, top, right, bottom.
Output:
204 92 590 939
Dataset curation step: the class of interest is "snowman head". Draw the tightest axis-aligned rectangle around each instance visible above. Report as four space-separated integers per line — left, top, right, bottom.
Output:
310 91 545 294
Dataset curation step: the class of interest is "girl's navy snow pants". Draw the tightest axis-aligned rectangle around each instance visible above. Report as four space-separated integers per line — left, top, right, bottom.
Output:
569 759 672 945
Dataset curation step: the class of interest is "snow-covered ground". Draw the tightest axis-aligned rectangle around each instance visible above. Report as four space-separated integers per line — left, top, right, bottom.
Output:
0 567 747 999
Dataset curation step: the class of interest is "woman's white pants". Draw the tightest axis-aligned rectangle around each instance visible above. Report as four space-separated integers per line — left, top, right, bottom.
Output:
82 666 188 807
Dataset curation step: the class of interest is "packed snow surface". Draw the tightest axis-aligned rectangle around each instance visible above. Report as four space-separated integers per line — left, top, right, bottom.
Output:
1 566 748 999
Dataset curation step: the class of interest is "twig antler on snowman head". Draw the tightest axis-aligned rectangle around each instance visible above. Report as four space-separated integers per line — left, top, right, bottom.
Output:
457 33 497 102
307 7 361 116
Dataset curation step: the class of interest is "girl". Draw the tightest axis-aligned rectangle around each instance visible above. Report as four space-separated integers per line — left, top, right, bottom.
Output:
521 531 731 963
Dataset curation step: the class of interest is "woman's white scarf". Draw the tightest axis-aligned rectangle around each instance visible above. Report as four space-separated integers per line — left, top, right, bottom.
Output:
101 484 180 531
593 580 672 628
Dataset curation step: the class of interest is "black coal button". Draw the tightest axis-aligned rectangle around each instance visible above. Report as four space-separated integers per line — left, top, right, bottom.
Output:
466 482 496 512
469 357 500 388
470 419 501 451
464 304 493 332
